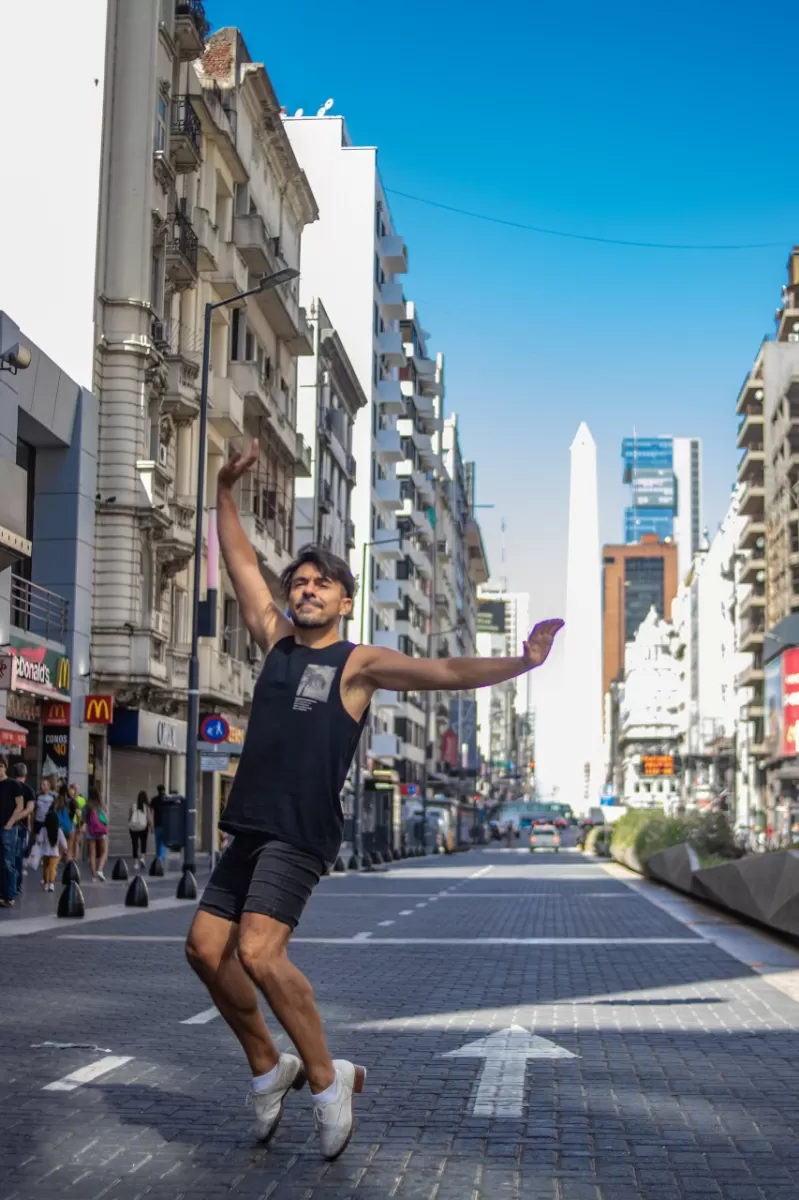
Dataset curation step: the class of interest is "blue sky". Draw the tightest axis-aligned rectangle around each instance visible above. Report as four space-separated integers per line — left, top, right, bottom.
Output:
207 0 799 621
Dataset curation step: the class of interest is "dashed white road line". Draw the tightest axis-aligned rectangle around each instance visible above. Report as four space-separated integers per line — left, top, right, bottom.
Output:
43 1055 133 1092
415 902 427 908
180 1006 220 1025
352 931 372 941
399 910 413 916
378 920 395 927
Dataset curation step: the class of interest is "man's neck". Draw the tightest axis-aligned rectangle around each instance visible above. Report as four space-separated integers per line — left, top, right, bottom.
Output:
293 625 342 650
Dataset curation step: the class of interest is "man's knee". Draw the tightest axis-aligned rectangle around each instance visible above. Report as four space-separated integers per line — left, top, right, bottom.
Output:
185 915 233 978
238 921 290 981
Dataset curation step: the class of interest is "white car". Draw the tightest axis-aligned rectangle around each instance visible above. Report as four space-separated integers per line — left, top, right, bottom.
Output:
529 824 561 852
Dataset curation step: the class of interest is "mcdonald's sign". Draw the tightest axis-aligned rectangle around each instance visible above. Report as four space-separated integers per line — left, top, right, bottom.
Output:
43 701 71 727
84 694 114 725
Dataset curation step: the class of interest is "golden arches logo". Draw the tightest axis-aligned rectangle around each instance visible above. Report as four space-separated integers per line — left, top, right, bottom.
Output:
84 695 113 724
56 657 70 692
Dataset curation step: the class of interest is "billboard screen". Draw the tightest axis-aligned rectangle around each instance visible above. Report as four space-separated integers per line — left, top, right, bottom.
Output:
631 468 675 509
477 599 507 635
767 648 799 758
765 657 782 758
641 755 675 777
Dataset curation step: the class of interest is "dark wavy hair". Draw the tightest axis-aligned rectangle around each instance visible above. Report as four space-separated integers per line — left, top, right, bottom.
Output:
280 544 357 600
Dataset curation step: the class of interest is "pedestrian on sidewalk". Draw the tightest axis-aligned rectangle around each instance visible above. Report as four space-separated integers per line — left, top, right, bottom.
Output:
0 755 25 907
68 782 86 861
55 789 76 861
128 790 151 867
150 783 169 863
37 809 68 892
85 788 109 881
185 442 564 1161
11 763 35 894
33 777 55 839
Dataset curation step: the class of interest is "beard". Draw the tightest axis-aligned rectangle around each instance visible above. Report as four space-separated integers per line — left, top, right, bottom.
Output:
291 604 330 628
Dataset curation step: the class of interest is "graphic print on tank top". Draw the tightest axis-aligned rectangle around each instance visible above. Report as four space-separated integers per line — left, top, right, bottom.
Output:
293 664 337 711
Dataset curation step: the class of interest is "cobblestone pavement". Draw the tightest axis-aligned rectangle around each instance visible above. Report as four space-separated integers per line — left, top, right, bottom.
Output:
3 847 799 1199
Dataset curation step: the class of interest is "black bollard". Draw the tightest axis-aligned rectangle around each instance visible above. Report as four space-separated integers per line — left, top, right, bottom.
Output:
334 857 346 873
372 850 383 865
392 848 401 861
176 869 197 900
348 853 360 870
57 881 85 918
111 857 129 881
62 860 80 886
149 856 165 878
125 874 149 907
361 851 373 870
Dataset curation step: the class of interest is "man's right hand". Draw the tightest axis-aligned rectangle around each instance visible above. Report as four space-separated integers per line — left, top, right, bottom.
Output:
217 439 259 492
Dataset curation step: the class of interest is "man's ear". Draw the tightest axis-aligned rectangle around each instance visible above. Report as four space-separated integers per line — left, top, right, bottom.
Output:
340 594 354 617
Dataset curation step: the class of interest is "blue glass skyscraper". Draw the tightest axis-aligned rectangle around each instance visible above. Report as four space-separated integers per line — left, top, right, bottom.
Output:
622 435 702 584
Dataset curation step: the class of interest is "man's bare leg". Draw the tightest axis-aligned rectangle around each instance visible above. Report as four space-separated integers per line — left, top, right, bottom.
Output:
238 912 335 1093
185 910 280 1075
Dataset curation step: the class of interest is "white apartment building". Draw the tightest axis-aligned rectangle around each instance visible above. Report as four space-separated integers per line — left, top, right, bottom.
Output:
91 13 317 844
294 299 367 562
283 109 409 767
475 588 531 803
617 608 683 810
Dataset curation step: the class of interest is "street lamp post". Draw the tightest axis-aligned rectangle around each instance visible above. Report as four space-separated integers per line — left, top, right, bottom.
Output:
178 267 299 899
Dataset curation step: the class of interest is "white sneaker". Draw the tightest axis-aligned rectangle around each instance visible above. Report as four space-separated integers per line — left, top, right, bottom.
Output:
313 1060 366 1161
96 870 106 882
247 1053 306 1143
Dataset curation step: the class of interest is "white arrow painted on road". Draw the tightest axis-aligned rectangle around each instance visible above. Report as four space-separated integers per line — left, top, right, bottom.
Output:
443 1025 577 1118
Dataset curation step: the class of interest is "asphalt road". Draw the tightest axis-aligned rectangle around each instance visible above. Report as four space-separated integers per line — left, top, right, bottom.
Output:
3 846 799 1199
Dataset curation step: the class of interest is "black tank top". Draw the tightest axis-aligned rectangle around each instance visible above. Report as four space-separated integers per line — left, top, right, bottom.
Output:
220 637 367 867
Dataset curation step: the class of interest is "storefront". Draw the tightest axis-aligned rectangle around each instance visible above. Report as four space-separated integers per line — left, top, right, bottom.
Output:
108 709 187 853
0 636 71 792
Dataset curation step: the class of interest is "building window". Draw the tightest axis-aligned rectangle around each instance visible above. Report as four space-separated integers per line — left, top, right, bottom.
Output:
155 92 168 154
171 585 188 646
624 556 665 642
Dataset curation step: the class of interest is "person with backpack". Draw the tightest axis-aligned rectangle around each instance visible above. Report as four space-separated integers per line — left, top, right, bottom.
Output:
36 809 68 892
128 791 151 867
85 788 109 881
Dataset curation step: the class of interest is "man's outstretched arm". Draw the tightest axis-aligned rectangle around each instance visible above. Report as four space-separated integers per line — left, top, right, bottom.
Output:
216 439 292 652
350 619 563 693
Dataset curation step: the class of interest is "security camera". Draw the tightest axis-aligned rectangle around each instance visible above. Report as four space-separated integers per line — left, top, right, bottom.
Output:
0 343 32 371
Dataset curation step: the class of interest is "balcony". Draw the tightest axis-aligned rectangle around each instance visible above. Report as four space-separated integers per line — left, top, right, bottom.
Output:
165 207 199 288
373 579 401 609
739 554 766 586
369 732 401 759
171 96 202 172
396 619 426 651
294 432 312 477
193 84 242 179
736 410 764 448
739 587 765 621
737 664 765 690
376 428 403 463
192 206 218 271
379 235 408 275
375 479 402 511
239 509 289 577
211 240 249 300
735 370 764 416
399 577 431 615
10 576 68 644
233 212 272 275
345 519 356 549
737 446 765 485
156 498 196 568
208 374 244 437
378 330 405 368
379 281 405 319
739 518 766 552
375 689 400 709
160 352 200 420
400 497 433 539
372 528 403 561
173 0 208 59
199 642 245 706
319 480 334 514
230 360 269 413
739 624 765 654
255 272 313 356
345 453 357 482
373 629 400 651
739 480 765 518
406 539 433 578
377 378 404 415
136 460 172 531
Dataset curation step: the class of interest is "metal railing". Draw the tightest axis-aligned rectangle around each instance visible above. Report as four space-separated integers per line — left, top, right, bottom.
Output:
10 575 68 642
175 0 209 35
172 96 202 153
167 208 199 272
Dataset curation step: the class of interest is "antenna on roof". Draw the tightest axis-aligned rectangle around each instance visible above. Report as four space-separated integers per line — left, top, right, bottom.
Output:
316 98 334 116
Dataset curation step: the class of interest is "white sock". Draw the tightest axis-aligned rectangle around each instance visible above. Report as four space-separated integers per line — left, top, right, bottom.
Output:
252 1063 280 1092
313 1075 340 1105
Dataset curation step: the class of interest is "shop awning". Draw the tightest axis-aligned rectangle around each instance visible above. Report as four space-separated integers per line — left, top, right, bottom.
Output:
0 716 28 749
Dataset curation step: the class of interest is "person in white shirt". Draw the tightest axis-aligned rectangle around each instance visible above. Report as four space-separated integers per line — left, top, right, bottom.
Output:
33 778 55 836
37 810 68 892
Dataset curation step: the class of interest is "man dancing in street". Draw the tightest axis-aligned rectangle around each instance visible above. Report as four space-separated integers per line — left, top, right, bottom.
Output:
185 440 563 1160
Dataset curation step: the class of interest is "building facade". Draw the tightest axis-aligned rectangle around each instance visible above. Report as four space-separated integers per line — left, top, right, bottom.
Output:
294 299 366 561
0 313 98 797
92 11 317 845
475 589 531 805
622 435 701 585
602 534 679 701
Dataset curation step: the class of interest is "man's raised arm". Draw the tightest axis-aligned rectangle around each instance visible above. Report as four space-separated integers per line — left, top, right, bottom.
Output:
350 619 564 694
216 440 292 652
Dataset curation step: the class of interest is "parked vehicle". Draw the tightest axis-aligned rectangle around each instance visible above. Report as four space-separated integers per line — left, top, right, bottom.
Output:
529 824 561 852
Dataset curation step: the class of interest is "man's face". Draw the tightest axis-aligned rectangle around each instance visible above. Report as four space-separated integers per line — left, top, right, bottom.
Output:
288 564 352 629
68 783 76 797
42 779 51 793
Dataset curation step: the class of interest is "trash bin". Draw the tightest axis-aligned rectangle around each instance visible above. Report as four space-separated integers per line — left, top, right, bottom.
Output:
161 795 185 852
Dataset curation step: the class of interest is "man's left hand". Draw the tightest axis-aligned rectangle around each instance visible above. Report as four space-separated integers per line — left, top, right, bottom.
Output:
522 619 564 669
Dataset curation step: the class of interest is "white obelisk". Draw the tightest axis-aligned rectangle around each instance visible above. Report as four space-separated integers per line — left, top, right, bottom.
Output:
562 423 603 812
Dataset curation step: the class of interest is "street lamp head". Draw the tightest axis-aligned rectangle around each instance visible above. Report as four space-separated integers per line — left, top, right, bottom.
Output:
259 267 300 291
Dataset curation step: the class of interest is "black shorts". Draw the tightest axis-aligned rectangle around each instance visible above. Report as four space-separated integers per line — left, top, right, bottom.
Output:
198 835 322 931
